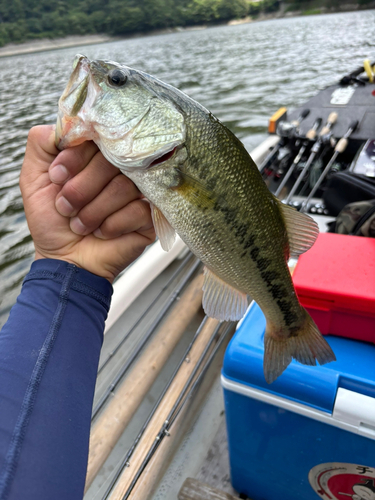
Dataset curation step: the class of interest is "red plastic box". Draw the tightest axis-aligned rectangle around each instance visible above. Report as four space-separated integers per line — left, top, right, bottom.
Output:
293 232 375 343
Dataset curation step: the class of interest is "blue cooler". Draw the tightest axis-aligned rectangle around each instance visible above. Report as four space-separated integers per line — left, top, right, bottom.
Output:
222 303 375 500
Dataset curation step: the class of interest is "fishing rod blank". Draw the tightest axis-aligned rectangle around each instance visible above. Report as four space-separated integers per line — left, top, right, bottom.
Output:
92 257 202 420
259 108 310 174
98 251 196 374
101 316 210 500
285 112 337 203
300 120 359 213
119 321 232 500
275 117 322 197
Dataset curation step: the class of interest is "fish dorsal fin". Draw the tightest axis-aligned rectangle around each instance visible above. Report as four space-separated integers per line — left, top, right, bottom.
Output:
279 202 319 258
202 267 248 321
150 203 176 251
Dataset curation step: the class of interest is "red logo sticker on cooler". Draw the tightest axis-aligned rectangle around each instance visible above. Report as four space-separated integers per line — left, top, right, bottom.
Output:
309 463 375 499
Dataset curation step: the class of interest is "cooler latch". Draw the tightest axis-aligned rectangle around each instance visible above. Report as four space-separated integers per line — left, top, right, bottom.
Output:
333 388 375 438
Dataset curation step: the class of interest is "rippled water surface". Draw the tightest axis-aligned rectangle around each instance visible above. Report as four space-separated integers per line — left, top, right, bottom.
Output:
0 11 374 327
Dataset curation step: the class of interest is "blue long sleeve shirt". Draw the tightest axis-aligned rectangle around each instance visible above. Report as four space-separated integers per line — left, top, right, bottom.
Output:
0 259 112 500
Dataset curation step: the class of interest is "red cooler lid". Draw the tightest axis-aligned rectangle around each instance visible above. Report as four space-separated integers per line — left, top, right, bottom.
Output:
293 233 375 314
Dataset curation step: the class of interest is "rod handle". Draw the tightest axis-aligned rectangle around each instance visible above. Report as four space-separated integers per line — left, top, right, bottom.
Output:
306 129 317 140
335 137 348 153
319 126 330 136
319 112 338 136
328 112 338 124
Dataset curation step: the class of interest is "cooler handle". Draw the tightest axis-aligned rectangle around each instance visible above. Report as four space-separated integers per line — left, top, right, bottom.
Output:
333 388 375 438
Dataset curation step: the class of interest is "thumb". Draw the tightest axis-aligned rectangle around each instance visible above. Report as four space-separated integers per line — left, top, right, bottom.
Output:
20 125 59 199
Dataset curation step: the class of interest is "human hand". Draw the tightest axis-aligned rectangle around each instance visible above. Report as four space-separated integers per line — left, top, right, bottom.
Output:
20 125 155 282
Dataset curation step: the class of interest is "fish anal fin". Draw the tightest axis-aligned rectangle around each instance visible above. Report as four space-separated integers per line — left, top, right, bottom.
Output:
263 308 336 384
150 203 176 252
202 267 248 321
279 202 319 258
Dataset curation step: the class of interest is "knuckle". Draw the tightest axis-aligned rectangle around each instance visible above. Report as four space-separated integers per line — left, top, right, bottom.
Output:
112 174 132 190
61 147 85 170
62 180 87 206
76 210 97 230
99 219 116 238
129 200 150 222
93 152 118 175
107 175 129 196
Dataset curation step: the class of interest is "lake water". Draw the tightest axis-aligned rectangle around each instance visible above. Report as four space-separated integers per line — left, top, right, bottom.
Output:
0 10 374 327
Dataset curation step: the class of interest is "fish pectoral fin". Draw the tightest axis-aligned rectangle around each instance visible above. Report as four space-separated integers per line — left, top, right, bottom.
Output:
174 169 219 210
202 267 249 321
150 203 176 252
279 202 319 258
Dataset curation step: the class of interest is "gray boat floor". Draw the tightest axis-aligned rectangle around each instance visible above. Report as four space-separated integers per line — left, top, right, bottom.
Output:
195 419 241 498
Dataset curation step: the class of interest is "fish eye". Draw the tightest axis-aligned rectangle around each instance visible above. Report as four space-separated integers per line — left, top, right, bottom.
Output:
108 69 127 87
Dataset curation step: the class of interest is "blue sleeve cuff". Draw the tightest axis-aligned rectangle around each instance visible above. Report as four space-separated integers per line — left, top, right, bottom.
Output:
24 258 113 310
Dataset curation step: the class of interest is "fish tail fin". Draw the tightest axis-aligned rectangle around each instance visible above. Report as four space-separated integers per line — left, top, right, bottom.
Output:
263 309 336 384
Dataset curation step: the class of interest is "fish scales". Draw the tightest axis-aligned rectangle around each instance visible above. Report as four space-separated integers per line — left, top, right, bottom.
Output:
137 103 297 330
55 56 336 382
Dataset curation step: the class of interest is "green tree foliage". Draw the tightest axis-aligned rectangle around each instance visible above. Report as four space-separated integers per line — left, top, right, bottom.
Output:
0 0 368 46
0 0 250 45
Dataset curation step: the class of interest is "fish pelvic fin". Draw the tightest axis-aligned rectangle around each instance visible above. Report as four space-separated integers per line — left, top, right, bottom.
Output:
150 203 176 251
263 308 336 384
202 267 249 321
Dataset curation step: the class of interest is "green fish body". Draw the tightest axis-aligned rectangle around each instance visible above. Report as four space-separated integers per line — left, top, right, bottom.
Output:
56 55 335 382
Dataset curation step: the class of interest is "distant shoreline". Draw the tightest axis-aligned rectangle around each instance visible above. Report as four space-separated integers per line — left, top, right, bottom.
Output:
0 35 117 58
1 6 374 59
0 28 212 58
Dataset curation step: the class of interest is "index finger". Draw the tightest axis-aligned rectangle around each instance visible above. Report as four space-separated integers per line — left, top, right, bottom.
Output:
49 141 99 185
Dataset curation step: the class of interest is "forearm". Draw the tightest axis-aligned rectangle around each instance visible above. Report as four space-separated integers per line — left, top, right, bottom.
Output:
0 259 112 500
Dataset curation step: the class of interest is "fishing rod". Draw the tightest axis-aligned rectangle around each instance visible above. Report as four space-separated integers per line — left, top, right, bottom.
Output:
259 108 310 174
118 321 233 500
92 256 202 420
300 120 359 213
98 251 196 374
101 316 210 500
284 112 338 203
275 117 322 197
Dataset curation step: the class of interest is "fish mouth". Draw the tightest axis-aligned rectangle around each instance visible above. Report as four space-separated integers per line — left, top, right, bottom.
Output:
55 56 97 149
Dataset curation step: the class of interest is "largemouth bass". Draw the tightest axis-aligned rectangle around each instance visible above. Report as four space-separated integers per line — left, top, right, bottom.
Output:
56 55 336 382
